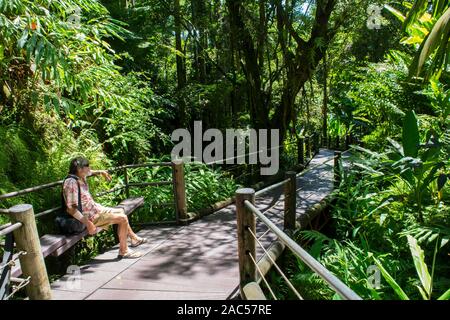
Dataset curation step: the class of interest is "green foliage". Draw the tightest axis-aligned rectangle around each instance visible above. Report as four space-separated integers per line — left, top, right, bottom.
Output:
374 235 450 300
281 132 449 299
184 162 239 212
0 0 169 165
402 110 420 157
178 81 235 128
1 0 448 301
385 0 450 79
0 120 108 226
329 60 427 150
273 102 448 299
1 0 127 112
85 71 171 163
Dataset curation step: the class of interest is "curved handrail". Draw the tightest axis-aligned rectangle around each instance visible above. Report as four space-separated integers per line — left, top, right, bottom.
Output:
243 200 361 300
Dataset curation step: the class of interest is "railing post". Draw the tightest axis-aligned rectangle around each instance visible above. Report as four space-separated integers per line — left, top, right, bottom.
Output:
327 134 331 148
235 188 256 298
172 160 187 223
8 204 52 300
334 151 342 189
314 133 319 154
297 137 304 165
284 171 297 230
305 136 311 161
124 167 130 198
336 136 340 150
345 133 350 149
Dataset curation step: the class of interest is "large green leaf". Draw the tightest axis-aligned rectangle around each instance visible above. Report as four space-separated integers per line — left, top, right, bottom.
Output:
438 288 450 300
384 5 406 23
402 110 420 158
410 6 450 78
422 162 445 189
387 137 404 156
433 0 450 18
437 173 448 190
403 0 428 32
407 235 432 299
373 257 410 300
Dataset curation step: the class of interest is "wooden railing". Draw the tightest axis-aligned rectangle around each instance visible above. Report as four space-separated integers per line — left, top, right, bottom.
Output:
235 151 362 300
326 133 356 151
296 132 321 166
104 161 188 223
0 205 51 300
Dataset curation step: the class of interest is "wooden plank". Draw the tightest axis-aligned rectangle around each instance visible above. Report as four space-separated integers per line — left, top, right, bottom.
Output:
172 160 187 221
51 232 87 257
0 181 63 200
108 162 172 172
116 196 145 215
51 290 90 300
35 207 61 219
127 182 172 188
11 234 68 277
236 188 256 294
40 234 68 257
86 288 227 300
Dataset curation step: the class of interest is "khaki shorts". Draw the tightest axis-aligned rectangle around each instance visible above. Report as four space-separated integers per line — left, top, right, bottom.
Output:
91 207 125 230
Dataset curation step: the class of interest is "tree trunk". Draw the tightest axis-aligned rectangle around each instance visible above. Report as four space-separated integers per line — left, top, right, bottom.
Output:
257 0 266 70
322 51 328 146
227 0 268 129
174 0 186 126
192 0 207 83
271 0 337 145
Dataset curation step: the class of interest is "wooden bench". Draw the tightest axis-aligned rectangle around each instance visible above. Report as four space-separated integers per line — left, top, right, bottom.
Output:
11 196 144 277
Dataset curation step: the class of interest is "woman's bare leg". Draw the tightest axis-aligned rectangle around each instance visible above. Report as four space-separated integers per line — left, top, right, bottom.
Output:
127 225 139 241
111 208 141 244
108 213 129 255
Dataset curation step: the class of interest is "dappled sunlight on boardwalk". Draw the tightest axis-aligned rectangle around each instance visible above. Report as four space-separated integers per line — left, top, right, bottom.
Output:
51 149 336 300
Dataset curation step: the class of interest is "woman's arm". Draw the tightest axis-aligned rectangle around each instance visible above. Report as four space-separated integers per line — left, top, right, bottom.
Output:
66 205 97 235
88 169 112 182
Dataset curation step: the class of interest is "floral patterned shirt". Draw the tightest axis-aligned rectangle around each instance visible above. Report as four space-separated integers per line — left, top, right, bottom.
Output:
63 177 103 221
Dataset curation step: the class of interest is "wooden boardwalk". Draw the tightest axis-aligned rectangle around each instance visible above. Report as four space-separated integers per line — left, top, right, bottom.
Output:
50 149 337 300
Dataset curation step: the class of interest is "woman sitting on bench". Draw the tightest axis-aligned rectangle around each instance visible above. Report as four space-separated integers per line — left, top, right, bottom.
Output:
63 156 146 259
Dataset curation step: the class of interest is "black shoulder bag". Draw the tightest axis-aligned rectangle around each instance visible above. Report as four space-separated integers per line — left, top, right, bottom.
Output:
55 174 87 235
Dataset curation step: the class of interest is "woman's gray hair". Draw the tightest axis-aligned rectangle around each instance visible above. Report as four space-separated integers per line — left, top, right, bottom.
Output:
69 157 90 174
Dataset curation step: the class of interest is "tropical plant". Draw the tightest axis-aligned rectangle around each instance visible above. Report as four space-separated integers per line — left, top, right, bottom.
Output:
385 0 450 79
374 235 450 300
386 110 448 221
184 162 239 212
351 109 448 222
328 60 425 150
0 0 169 164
